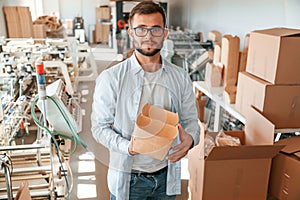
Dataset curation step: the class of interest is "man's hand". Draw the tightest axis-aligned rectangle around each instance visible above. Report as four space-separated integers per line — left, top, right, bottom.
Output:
167 124 193 163
128 136 139 155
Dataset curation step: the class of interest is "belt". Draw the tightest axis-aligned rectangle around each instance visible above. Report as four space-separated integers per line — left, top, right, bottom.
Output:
131 166 168 176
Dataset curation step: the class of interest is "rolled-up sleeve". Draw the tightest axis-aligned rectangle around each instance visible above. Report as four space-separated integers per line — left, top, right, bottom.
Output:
91 70 130 155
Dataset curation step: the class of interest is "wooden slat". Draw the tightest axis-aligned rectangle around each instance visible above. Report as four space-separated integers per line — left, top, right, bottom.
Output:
0 174 50 182
0 183 49 192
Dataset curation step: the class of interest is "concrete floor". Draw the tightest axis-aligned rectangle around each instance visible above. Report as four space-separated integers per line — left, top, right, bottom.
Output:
69 46 120 200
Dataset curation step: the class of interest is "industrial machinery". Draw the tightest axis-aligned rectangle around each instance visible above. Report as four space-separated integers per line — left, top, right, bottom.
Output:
167 31 213 81
73 17 85 43
0 38 89 199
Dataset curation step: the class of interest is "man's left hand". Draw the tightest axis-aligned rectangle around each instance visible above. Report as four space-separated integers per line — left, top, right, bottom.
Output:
167 124 193 163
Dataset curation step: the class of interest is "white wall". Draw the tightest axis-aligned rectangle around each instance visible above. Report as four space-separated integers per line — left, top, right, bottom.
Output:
3 0 300 44
47 0 110 42
188 0 300 47
42 0 59 17
3 0 36 18
58 0 110 27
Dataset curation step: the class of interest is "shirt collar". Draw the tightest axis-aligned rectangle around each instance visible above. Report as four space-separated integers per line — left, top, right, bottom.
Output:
129 52 167 75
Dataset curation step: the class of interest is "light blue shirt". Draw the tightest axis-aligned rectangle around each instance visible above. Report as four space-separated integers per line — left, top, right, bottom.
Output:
91 53 200 200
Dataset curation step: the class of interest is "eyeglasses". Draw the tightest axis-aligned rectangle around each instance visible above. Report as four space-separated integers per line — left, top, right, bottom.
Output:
133 27 165 37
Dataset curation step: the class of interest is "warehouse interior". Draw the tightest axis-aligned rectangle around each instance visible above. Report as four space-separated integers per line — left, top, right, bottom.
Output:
1 0 300 199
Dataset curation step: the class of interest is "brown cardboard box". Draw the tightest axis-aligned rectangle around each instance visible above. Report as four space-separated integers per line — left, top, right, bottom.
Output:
246 28 300 84
3 6 33 38
33 24 47 38
188 121 283 200
3 7 21 38
269 136 300 200
96 7 111 22
95 23 111 43
17 7 33 38
235 71 300 128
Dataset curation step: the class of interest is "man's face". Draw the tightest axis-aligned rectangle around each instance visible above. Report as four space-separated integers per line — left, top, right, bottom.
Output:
128 13 168 57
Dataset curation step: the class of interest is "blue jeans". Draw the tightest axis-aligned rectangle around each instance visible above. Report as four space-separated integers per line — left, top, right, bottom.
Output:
110 167 176 200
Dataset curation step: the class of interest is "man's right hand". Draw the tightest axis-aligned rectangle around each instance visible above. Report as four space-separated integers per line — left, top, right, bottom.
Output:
128 137 139 155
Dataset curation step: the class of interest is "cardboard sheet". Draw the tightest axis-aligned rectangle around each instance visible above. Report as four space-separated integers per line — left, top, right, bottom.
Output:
132 104 179 160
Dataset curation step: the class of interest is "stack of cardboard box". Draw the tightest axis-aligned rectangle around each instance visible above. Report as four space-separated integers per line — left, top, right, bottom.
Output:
95 6 111 43
188 27 300 200
3 6 33 38
235 27 300 200
236 28 300 129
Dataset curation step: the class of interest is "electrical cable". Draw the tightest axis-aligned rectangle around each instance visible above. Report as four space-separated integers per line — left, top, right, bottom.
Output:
31 94 86 199
31 95 86 156
54 144 70 200
65 160 73 195
46 95 86 148
0 153 13 178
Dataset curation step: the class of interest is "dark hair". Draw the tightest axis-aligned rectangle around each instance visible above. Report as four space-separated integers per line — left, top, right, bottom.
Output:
129 1 166 27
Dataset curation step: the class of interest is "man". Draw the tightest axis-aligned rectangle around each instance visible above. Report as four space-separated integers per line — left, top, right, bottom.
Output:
91 1 199 200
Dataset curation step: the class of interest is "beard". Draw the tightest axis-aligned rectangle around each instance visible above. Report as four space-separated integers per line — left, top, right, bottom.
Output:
136 47 161 56
133 37 164 57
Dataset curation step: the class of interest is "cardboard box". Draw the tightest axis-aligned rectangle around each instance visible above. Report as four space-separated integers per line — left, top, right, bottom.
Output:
3 6 33 38
269 136 300 200
96 6 111 22
236 71 300 128
17 7 33 38
33 24 47 38
95 23 111 43
246 28 300 84
188 121 283 200
3 6 21 38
